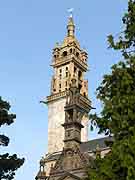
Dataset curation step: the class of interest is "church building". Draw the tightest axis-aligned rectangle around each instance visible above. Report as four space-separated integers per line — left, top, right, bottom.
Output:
35 14 110 180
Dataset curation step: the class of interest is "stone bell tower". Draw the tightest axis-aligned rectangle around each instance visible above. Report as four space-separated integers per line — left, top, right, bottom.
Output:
35 15 92 180
35 13 112 180
46 15 89 155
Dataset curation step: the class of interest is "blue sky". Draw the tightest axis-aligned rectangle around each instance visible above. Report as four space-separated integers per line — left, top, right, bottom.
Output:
0 0 127 180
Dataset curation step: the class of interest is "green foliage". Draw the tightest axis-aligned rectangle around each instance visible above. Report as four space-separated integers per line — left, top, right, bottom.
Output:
88 1 135 180
0 97 24 179
107 0 135 59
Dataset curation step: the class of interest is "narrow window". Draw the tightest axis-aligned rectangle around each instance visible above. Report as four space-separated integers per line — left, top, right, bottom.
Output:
66 67 68 71
59 74 62 79
76 52 79 57
66 72 68 77
74 67 77 73
70 48 72 53
63 51 67 57
59 69 62 73
79 84 82 92
78 70 82 80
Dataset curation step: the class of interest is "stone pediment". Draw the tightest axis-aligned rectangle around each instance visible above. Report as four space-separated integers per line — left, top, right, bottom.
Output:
58 172 81 180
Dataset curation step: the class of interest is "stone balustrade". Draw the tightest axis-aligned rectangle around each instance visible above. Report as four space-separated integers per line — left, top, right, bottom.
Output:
46 91 67 103
52 54 88 71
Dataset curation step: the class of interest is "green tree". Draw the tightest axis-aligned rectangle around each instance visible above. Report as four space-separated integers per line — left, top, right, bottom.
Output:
0 97 24 180
88 1 135 180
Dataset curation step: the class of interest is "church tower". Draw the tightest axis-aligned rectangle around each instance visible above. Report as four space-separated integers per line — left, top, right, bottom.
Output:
46 15 89 155
35 14 91 180
35 13 112 180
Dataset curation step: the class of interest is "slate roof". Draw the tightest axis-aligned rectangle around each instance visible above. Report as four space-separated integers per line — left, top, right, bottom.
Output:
80 136 112 152
45 151 61 162
45 136 112 162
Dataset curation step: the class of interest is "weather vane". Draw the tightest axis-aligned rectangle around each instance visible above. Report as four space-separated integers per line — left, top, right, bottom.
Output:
67 8 74 18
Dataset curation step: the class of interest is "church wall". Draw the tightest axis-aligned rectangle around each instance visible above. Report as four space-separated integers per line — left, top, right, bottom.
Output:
48 97 66 154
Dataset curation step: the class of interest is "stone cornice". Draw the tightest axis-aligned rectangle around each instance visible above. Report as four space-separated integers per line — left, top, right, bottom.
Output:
45 91 67 104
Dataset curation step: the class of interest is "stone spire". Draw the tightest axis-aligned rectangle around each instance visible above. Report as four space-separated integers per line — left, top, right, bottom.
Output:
67 15 75 37
36 13 92 180
61 13 80 48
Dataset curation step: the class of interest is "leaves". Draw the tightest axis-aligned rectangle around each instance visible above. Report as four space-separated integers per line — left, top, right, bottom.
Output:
107 0 135 58
88 1 135 180
0 97 24 179
0 97 16 127
0 135 9 146
0 153 25 180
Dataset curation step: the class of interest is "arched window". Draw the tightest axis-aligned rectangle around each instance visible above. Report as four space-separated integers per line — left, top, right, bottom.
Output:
66 72 68 77
76 52 79 57
78 84 82 92
78 70 82 80
59 74 62 79
70 48 72 53
62 51 67 57
59 69 62 73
